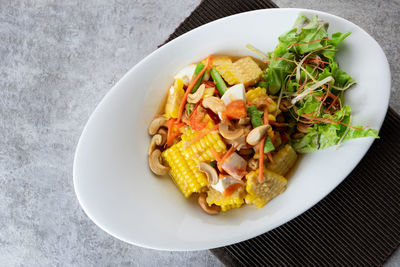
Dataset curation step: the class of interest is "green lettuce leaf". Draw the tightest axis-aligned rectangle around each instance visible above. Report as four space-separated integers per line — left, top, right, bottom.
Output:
292 105 378 153
247 105 264 128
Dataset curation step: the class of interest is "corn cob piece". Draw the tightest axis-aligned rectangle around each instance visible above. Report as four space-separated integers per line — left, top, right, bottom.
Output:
266 144 297 176
206 187 245 212
216 57 263 87
245 169 287 208
246 87 277 113
162 126 227 197
162 142 208 198
180 127 226 164
165 78 184 118
233 57 263 86
203 56 233 67
216 63 239 85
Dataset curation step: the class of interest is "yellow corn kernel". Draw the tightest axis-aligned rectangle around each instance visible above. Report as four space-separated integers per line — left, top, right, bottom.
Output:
203 87 215 97
162 127 227 197
246 87 267 103
245 169 287 208
203 56 232 67
162 143 208 198
206 187 245 212
216 57 263 87
266 144 298 176
268 114 276 121
216 63 239 85
246 87 277 113
233 57 263 86
165 78 184 118
181 129 226 164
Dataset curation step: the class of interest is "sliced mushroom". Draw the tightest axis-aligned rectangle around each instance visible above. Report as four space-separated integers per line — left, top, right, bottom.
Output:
198 193 221 215
187 84 206 104
238 117 250 126
148 134 164 155
148 149 170 175
202 96 225 114
148 116 168 135
198 163 218 185
246 124 271 146
219 123 244 140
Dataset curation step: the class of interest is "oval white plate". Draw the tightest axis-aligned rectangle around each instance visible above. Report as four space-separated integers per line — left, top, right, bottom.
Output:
73 8 390 251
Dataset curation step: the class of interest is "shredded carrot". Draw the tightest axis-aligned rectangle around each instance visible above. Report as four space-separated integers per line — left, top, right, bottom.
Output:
263 106 269 125
218 144 238 171
258 137 265 183
288 38 328 49
267 152 274 164
309 59 330 65
327 94 339 111
202 80 216 88
269 121 288 127
189 124 219 146
271 133 277 143
177 56 212 122
301 113 362 130
223 183 243 197
210 148 222 162
286 64 299 88
166 119 185 147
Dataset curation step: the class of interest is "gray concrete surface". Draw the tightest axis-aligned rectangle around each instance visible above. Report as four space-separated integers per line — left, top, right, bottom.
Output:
0 0 398 266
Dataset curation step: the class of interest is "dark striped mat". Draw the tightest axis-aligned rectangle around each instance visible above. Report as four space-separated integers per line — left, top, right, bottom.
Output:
162 0 400 265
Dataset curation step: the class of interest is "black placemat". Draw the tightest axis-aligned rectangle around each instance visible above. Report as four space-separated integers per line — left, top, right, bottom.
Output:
162 1 400 265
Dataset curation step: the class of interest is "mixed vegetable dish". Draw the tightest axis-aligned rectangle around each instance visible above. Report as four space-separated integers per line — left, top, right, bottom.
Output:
147 14 378 215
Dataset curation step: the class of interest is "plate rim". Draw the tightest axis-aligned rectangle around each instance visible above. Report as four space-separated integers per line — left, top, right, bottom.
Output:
73 7 391 251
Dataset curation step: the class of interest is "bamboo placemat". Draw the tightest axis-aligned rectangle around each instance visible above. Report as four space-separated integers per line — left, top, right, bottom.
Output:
162 1 400 265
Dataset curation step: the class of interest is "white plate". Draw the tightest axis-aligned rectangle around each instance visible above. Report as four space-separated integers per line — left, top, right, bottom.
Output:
73 8 390 251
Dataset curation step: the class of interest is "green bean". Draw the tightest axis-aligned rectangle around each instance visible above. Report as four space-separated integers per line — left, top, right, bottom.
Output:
210 67 227 96
191 63 205 93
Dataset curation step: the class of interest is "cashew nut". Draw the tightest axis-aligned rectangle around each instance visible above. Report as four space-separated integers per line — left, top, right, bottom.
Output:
148 134 164 155
157 128 167 144
148 149 170 175
198 193 221 215
247 157 258 171
187 84 205 104
224 136 247 150
219 123 244 140
202 96 225 114
148 116 168 135
198 162 218 185
246 124 271 146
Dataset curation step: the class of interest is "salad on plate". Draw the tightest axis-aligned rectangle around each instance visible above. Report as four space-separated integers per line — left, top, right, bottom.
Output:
147 14 378 215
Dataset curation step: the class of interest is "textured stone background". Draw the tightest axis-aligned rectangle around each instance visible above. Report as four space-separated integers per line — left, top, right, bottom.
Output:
1 0 399 266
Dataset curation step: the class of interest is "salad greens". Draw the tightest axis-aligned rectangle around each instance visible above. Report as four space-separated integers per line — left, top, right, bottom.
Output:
247 105 264 128
251 14 378 153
